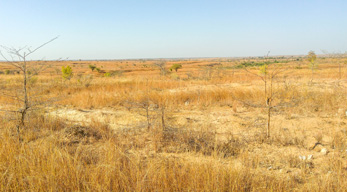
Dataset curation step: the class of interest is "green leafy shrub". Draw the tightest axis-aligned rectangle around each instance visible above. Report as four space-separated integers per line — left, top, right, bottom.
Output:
89 65 96 71
170 64 182 72
62 65 73 80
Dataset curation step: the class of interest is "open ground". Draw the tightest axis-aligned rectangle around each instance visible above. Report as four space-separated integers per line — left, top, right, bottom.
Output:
0 56 347 191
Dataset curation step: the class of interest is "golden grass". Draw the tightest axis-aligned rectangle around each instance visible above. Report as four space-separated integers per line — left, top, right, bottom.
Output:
0 57 347 191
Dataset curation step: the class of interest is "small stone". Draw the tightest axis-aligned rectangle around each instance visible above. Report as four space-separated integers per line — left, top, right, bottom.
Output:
299 155 306 161
321 148 328 155
185 101 190 106
307 154 313 160
313 145 324 152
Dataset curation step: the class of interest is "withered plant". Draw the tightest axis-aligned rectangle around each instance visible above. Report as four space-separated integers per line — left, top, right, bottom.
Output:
0 37 58 139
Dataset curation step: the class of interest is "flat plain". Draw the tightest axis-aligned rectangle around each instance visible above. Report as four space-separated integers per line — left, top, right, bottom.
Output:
0 56 347 191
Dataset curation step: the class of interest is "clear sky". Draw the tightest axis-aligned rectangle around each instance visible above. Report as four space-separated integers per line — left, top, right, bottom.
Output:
0 0 346 60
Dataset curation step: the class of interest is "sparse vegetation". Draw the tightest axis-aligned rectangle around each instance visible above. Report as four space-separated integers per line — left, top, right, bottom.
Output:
77 74 93 87
154 61 167 76
0 56 347 191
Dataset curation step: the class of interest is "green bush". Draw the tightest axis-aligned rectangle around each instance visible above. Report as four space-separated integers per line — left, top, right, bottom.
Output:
170 64 182 72
62 66 73 80
89 65 96 71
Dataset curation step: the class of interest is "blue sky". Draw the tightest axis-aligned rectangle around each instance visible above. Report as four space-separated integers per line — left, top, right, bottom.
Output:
0 0 346 60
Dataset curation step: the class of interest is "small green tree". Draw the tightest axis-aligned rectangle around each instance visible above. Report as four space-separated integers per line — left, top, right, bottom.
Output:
170 64 182 72
240 51 290 139
307 51 317 82
62 65 73 80
89 64 96 71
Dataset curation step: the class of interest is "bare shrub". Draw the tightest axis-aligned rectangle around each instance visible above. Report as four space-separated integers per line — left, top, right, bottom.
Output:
0 37 58 140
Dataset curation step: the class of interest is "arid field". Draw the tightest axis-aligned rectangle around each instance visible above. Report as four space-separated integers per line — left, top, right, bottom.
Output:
0 56 347 191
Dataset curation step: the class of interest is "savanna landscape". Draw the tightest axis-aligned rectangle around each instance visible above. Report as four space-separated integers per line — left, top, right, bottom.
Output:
0 53 346 191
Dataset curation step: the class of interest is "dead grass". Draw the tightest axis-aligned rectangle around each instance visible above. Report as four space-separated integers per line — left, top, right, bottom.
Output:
0 57 347 191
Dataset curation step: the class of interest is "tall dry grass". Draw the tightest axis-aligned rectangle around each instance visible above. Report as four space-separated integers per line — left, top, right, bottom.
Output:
0 57 347 191
1 112 347 191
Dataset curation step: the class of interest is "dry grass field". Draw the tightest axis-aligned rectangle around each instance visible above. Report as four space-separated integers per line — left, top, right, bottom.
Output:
0 56 347 191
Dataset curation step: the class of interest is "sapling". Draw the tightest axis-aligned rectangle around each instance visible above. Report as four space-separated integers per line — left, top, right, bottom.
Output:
307 51 317 83
239 52 288 138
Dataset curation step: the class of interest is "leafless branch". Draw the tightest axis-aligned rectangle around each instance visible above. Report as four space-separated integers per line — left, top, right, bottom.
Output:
0 37 59 140
26 36 59 57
